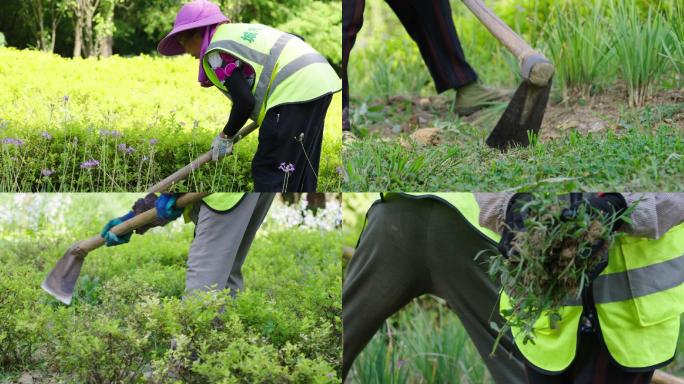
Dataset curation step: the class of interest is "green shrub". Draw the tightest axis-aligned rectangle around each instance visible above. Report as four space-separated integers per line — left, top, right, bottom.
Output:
0 48 342 192
0 267 48 369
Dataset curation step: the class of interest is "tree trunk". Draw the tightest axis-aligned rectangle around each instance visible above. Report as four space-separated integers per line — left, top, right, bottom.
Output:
98 6 114 57
73 15 82 57
99 35 112 57
84 7 93 57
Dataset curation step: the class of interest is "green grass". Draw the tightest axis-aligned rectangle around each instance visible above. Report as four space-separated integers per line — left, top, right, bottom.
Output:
0 48 342 192
0 194 341 383
545 0 614 99
346 0 684 191
343 123 684 191
611 0 673 107
348 297 490 384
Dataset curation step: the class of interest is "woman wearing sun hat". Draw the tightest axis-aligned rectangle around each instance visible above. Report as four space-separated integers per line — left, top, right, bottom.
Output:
158 0 341 192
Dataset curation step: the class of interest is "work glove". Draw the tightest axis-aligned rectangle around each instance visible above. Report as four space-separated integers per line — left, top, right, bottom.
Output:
562 193 627 280
211 134 233 161
497 193 533 258
101 211 135 246
156 193 184 220
131 193 183 235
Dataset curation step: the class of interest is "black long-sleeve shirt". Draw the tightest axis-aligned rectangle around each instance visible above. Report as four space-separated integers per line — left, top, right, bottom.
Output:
223 69 255 137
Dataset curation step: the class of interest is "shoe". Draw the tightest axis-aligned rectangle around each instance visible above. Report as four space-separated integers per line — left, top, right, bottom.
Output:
343 130 358 143
454 82 509 116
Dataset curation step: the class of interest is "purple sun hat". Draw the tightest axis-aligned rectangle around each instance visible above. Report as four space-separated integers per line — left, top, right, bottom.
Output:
157 0 228 56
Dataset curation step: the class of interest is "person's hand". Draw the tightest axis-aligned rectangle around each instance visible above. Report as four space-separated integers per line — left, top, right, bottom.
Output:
156 193 183 220
497 193 533 258
563 193 627 280
211 133 233 161
101 211 135 246
563 193 627 232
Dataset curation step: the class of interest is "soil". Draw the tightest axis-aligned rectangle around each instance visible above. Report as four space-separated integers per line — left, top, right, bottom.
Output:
357 86 684 144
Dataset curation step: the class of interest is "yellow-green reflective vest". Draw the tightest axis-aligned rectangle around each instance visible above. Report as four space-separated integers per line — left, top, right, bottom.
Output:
393 193 684 372
202 23 341 125
402 192 500 241
182 193 246 222
502 222 684 372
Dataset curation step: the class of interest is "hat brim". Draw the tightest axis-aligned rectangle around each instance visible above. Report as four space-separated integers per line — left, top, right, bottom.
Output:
157 14 228 56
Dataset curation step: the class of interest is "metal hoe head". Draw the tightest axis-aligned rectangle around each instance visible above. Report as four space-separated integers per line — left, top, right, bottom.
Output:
486 54 554 151
41 244 88 305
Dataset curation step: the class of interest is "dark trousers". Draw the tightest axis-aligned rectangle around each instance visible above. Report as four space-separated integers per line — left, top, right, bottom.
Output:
343 195 657 384
252 94 332 192
342 195 525 383
342 0 478 115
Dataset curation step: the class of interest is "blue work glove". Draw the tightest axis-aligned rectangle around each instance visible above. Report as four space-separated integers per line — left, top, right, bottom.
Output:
156 193 183 220
101 211 135 246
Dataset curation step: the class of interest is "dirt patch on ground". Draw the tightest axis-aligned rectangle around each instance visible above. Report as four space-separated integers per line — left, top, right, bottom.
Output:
356 86 684 143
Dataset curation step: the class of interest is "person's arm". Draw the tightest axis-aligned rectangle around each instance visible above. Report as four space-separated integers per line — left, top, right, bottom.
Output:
622 193 684 239
206 51 256 137
222 69 255 137
475 192 516 233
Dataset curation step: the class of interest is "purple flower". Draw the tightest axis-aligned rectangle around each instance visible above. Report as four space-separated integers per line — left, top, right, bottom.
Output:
41 169 55 177
41 131 53 140
125 146 135 154
2 138 24 146
99 129 122 137
117 143 128 152
149 138 158 145
80 159 100 169
397 359 406 368
278 162 295 174
63 95 69 103
336 166 344 175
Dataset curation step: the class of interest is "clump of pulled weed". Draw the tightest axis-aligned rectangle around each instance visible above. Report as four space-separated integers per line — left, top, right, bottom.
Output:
480 194 633 353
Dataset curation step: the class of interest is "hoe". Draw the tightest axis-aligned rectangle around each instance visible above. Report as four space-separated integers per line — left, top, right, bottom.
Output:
41 122 259 305
462 0 555 150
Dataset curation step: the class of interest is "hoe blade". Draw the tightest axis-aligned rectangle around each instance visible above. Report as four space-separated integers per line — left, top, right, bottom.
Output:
41 245 88 305
486 81 551 151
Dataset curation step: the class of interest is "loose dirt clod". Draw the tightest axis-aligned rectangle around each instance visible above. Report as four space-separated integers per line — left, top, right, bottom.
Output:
409 128 441 146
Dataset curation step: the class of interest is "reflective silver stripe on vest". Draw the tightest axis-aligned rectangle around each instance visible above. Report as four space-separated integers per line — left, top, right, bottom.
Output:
558 253 684 306
269 53 329 95
592 253 684 304
252 33 293 119
205 40 269 65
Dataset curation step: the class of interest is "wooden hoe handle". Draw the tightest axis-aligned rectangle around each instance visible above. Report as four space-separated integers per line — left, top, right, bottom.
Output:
460 0 554 86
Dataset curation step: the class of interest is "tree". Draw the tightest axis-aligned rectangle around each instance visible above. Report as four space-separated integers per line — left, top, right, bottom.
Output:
24 0 68 52
71 0 121 58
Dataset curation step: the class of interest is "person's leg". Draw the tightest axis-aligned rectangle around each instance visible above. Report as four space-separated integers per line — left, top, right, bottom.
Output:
385 0 478 93
342 197 433 380
393 196 526 384
223 193 275 296
251 95 332 192
185 193 263 294
342 0 366 131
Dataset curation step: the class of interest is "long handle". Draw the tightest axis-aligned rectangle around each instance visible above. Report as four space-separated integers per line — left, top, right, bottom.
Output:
147 121 259 193
77 192 208 252
461 0 554 86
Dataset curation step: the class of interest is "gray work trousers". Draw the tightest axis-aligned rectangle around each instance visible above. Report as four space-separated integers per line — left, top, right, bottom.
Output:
186 193 275 295
342 194 526 383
